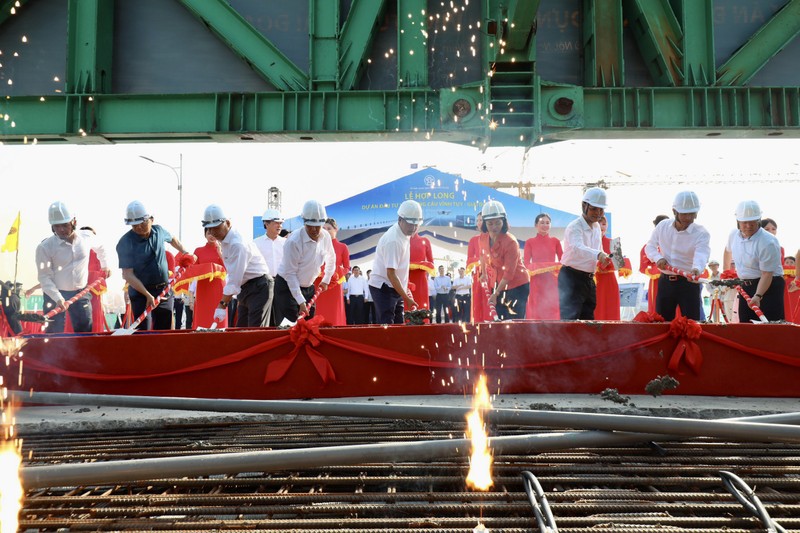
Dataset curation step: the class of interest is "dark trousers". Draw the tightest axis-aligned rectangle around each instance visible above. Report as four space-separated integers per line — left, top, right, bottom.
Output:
434 293 451 323
274 275 316 324
173 297 186 329
656 275 703 321
364 300 376 324
497 283 530 320
44 289 92 333
558 266 596 320
236 275 273 327
370 283 404 324
738 276 785 322
349 295 365 324
455 294 471 322
130 285 173 331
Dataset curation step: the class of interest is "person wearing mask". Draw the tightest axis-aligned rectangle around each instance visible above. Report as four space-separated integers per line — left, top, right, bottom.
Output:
645 191 710 321
203 205 272 327
369 200 422 324
36 202 110 333
275 200 336 323
117 200 193 331
523 213 563 320
478 200 530 320
558 188 610 320
314 218 350 326
452 266 472 322
346 265 368 324
725 200 784 321
594 215 621 320
433 265 453 323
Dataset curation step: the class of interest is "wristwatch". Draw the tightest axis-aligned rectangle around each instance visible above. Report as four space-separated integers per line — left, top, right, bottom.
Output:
755 293 763 298
219 300 228 308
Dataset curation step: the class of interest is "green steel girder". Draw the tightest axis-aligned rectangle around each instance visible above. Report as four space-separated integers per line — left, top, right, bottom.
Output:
338 0 388 91
623 0 683 87
66 0 113 94
717 0 800 86
310 0 339 91
0 0 30 27
397 0 427 88
177 0 308 91
583 0 624 87
503 0 539 59
671 0 714 86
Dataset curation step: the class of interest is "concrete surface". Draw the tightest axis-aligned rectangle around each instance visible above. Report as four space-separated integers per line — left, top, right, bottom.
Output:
14 393 800 434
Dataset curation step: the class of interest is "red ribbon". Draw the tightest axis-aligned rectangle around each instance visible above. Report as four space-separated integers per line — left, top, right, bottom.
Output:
633 311 665 323
668 316 703 373
264 315 338 384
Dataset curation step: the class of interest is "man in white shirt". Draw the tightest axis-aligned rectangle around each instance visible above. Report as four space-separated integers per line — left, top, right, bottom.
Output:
203 204 272 328
645 191 711 321
275 200 336 323
254 208 286 325
452 266 472 322
36 201 109 332
558 188 611 320
369 200 422 324
433 265 452 323
364 269 376 324
346 266 369 324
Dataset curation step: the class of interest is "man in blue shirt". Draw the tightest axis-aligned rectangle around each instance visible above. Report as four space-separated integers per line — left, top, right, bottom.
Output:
117 200 192 330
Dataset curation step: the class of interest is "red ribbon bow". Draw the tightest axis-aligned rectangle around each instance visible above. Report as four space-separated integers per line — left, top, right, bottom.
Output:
264 315 338 385
633 311 665 323
667 316 703 373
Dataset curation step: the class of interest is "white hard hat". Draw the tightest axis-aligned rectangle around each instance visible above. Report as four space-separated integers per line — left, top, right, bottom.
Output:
48 201 74 225
582 187 608 209
301 200 327 226
673 191 700 214
397 200 423 224
262 208 284 222
708 259 720 266
735 200 762 222
124 200 150 225
481 200 506 220
202 204 228 228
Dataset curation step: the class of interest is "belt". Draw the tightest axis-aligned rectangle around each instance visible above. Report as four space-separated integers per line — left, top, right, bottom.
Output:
145 282 168 290
665 275 685 282
242 274 268 289
563 265 593 277
740 279 758 286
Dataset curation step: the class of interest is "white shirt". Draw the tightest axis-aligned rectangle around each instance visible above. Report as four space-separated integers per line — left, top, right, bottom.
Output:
254 234 286 274
219 228 270 297
726 228 783 279
645 218 711 273
433 274 452 294
560 216 602 273
277 227 335 305
369 223 411 292
364 276 374 302
347 274 369 298
35 230 108 302
453 275 471 295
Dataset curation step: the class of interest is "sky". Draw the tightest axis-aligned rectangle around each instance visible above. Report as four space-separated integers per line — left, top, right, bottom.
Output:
2 138 799 304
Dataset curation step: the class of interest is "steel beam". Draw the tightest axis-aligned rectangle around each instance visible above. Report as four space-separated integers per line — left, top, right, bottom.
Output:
503 0 539 56
0 0 29 27
583 0 624 87
716 0 800 86
66 0 113 94
309 0 339 91
338 0 387 90
623 0 683 86
177 0 308 91
397 0 428 88
671 0 714 86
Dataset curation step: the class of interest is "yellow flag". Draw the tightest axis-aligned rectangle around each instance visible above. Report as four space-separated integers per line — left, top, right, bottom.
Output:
1 211 20 252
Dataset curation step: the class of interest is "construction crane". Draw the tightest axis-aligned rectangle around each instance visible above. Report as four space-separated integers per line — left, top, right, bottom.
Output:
476 182 535 202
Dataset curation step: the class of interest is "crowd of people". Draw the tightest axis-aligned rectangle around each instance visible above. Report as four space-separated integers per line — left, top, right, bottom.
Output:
1 187 794 336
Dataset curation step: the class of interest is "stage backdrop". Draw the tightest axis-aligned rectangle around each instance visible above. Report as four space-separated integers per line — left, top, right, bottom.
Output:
254 168 583 262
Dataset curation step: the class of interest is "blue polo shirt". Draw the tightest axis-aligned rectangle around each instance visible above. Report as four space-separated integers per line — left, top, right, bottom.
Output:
117 224 172 287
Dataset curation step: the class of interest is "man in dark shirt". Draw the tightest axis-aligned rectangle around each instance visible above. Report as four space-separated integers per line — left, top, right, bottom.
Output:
117 200 192 330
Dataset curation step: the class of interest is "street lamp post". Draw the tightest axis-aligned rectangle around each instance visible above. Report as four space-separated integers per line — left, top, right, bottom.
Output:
139 154 183 240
